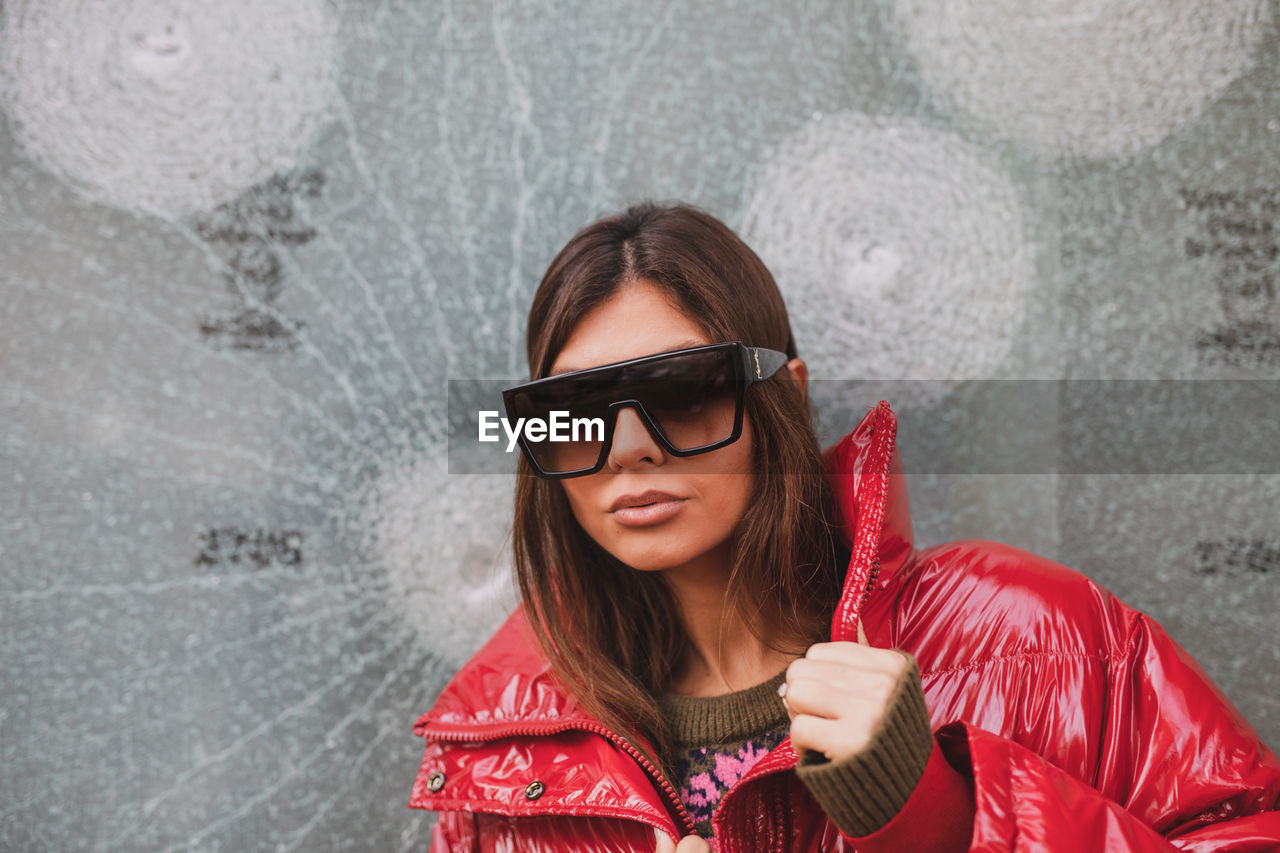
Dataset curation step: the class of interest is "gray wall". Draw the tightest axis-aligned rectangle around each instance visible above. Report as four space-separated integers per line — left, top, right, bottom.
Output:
2 1 1277 849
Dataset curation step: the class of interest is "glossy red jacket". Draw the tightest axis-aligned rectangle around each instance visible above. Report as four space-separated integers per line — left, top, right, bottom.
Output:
410 402 1280 851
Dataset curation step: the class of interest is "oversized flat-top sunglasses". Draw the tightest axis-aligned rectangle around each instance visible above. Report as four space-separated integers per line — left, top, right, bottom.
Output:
502 342 789 478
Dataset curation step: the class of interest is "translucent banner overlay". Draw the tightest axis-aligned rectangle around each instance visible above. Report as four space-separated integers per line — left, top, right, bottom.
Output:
448 380 1279 475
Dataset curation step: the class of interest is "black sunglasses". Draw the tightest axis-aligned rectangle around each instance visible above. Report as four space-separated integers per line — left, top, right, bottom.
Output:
502 342 790 479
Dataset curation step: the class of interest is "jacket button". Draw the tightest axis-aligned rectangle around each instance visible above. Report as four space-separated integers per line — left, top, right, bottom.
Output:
524 780 545 800
426 771 446 793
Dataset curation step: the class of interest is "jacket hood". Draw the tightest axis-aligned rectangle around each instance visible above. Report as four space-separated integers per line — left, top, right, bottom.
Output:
415 400 911 735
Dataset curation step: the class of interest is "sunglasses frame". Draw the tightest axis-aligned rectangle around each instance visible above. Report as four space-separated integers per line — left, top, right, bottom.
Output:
502 341 790 479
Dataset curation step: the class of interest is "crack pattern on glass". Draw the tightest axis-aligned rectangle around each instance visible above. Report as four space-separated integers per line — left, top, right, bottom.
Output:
0 0 340 217
361 454 517 672
891 0 1271 159
743 113 1034 399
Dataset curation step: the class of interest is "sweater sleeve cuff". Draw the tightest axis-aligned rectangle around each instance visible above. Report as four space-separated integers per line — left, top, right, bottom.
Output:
838 738 975 853
793 654 934 837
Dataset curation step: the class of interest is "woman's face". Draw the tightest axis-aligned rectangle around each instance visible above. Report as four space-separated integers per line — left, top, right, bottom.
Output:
550 279 755 578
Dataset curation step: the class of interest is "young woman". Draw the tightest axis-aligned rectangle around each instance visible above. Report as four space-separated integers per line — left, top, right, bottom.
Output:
409 203 1280 852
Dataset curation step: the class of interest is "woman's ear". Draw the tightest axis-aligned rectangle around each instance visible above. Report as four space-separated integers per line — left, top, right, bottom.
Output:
785 357 808 402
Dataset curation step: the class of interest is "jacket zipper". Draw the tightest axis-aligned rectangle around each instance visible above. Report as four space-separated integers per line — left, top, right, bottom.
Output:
421 719 699 838
861 554 882 613
834 402 894 643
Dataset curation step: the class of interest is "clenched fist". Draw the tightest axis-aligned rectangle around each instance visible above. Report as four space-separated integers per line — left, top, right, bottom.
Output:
780 641 911 763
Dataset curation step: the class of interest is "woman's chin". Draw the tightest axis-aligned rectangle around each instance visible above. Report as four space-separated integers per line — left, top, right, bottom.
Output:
613 546 733 578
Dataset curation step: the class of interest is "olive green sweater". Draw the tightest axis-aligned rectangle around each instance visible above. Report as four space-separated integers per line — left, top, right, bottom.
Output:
657 655 933 841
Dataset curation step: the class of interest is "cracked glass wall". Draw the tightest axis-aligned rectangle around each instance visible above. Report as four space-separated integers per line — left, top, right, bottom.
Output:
2 1 1278 849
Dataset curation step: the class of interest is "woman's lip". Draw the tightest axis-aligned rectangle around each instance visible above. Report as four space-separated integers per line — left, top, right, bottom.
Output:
610 498 687 527
609 490 684 512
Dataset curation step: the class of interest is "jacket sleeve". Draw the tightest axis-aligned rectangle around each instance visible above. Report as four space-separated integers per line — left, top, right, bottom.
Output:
840 609 1280 852
428 811 480 853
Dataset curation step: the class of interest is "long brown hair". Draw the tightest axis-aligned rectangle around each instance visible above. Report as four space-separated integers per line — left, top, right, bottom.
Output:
512 202 844 782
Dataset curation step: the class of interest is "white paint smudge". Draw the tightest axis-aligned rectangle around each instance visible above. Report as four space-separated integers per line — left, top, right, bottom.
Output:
744 113 1033 394
361 454 518 668
0 0 340 218
892 0 1271 158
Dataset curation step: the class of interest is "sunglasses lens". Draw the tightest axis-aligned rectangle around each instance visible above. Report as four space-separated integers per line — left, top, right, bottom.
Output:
629 351 738 451
508 346 742 476
509 380 613 474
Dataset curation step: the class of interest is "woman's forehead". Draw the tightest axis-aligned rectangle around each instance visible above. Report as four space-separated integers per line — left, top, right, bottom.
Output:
549 282 711 374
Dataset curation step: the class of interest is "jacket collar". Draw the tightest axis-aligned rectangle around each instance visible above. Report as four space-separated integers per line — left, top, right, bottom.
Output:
415 401 910 736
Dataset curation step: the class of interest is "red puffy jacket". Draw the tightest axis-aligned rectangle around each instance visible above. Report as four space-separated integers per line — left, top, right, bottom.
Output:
410 402 1280 851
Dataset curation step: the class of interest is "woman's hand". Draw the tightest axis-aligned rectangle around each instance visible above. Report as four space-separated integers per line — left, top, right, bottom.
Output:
781 641 910 763
653 828 712 852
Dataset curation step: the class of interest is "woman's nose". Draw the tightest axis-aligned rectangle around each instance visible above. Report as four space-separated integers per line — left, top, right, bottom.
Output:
607 405 667 471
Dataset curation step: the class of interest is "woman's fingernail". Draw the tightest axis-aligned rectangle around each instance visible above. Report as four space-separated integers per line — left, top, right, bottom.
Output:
776 681 787 698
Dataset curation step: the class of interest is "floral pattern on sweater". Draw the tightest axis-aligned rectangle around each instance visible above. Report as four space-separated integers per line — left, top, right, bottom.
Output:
671 725 790 842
